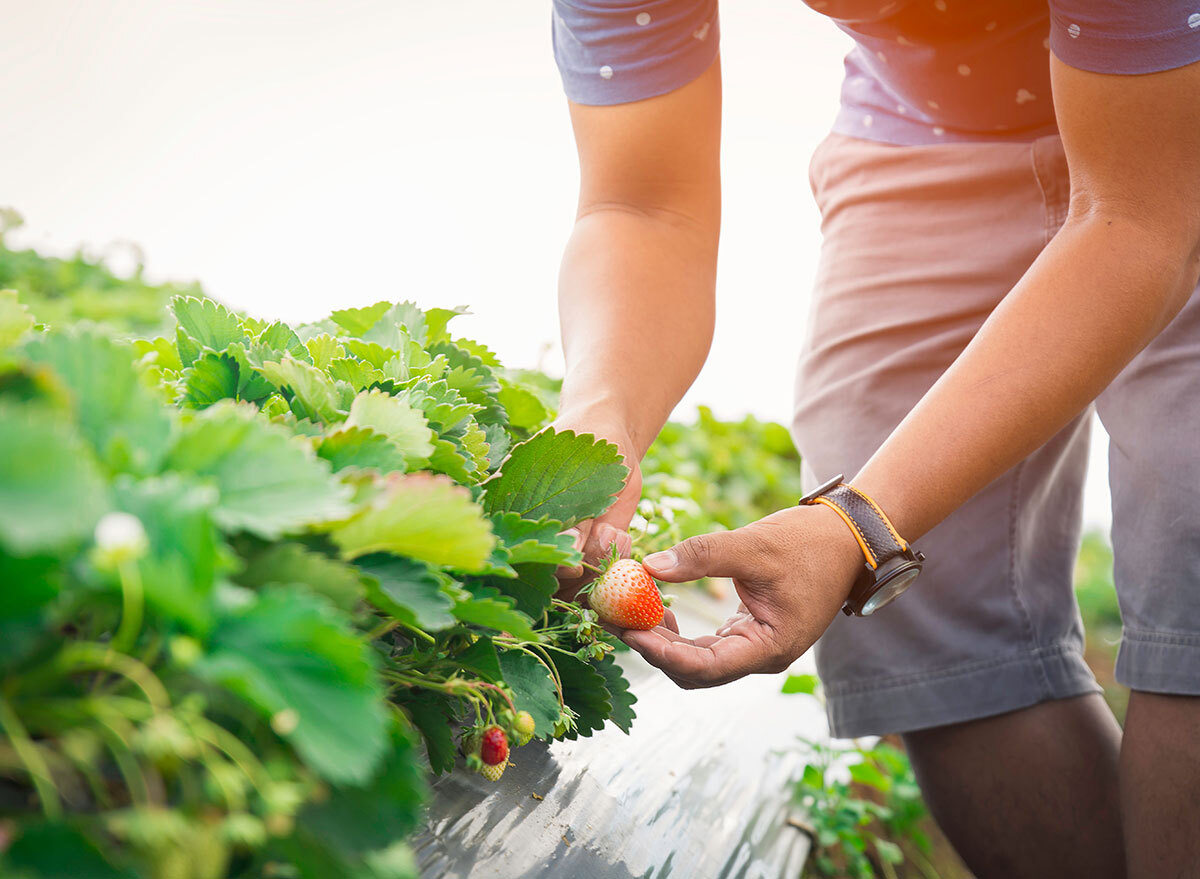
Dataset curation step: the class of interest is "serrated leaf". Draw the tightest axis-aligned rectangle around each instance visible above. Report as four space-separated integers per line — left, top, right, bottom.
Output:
330 301 392 337
453 637 502 682
345 389 434 467
23 329 173 474
343 339 398 370
402 378 480 431
490 512 580 567
166 401 352 539
256 320 308 359
178 351 239 407
483 422 510 470
498 650 560 738
222 343 276 403
451 586 539 641
317 427 409 474
498 383 549 431
424 307 470 344
357 554 456 631
171 297 245 364
424 437 475 484
0 289 34 348
331 473 494 571
5 822 134 879
487 564 557 618
363 302 427 348
554 651 612 738
195 586 388 784
132 336 184 374
595 653 637 734
328 357 384 391
482 429 627 527
234 542 364 611
113 474 223 634
450 336 499 367
260 355 345 423
305 333 345 369
0 403 109 554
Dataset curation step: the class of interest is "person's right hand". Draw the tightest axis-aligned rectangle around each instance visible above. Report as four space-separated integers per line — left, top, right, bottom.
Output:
550 413 642 585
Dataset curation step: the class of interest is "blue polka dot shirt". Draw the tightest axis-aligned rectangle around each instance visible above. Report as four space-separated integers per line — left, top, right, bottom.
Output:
552 0 1200 144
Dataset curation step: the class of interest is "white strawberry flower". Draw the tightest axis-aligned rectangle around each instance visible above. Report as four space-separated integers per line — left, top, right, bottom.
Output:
92 511 149 569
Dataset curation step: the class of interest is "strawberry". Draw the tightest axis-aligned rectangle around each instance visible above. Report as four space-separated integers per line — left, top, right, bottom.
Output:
585 557 664 630
513 711 536 746
479 760 506 782
480 725 508 765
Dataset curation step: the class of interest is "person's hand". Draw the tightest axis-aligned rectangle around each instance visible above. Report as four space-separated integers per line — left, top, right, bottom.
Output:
549 412 643 583
618 503 865 688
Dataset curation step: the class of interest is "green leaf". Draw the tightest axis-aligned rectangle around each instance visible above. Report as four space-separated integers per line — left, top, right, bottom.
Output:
403 379 481 430
5 822 133 879
171 296 245 364
482 429 628 527
874 838 904 865
343 339 398 370
317 427 409 475
330 301 392 337
453 636 502 682
259 354 345 423
487 564 557 619
782 673 820 696
554 651 613 738
357 554 455 631
22 329 173 474
498 383 549 431
331 473 495 572
132 336 183 374
490 512 580 568
451 587 539 642
233 542 364 612
594 653 637 734
328 357 384 391
362 302 427 348
424 437 475 484
113 474 223 634
195 586 388 784
166 401 352 539
304 333 345 369
848 760 891 793
497 650 560 738
0 289 35 348
345 389 435 467
424 306 470 344
401 692 456 775
0 403 109 554
0 552 61 620
256 320 307 359
178 352 239 407
295 723 427 859
449 336 500 367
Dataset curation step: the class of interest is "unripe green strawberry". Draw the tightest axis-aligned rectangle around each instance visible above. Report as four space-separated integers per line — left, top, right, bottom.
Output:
513 711 536 746
587 558 664 630
480 725 508 765
479 760 506 782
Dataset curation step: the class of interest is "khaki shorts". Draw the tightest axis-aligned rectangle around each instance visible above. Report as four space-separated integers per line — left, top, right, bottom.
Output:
794 132 1200 738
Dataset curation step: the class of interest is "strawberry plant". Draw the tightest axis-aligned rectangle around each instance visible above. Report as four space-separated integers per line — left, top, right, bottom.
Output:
0 289 638 878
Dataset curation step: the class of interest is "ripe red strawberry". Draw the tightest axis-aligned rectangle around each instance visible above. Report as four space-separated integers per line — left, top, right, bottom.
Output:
513 711 536 746
480 725 508 765
586 558 664 630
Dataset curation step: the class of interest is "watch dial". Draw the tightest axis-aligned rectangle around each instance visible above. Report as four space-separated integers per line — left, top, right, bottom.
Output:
861 566 921 615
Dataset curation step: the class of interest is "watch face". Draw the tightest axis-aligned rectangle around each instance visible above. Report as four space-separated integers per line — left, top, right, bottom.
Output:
861 565 921 615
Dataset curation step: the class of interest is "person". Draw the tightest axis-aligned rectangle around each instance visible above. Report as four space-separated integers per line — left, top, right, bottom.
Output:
546 1 1200 876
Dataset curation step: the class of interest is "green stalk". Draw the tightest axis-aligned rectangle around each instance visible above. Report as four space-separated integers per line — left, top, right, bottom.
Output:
60 643 169 710
112 559 145 654
0 695 61 818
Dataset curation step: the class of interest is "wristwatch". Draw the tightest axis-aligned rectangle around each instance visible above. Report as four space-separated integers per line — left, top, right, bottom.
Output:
799 474 925 617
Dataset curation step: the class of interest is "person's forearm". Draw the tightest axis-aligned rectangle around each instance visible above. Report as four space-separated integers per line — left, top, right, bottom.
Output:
558 206 718 457
855 214 1200 542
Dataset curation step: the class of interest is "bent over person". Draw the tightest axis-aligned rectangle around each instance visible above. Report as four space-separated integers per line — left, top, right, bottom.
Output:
547 1 1200 877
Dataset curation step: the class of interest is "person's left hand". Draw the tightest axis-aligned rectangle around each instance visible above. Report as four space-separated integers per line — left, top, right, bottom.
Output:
618 503 865 689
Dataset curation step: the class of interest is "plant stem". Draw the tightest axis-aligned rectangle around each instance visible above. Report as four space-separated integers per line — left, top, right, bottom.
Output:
0 695 61 818
112 559 145 654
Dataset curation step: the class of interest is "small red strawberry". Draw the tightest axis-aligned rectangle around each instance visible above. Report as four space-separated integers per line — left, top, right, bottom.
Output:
513 711 536 746
480 725 508 766
585 557 664 630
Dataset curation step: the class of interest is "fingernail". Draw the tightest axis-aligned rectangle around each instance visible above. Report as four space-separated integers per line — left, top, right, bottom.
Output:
598 524 618 547
644 550 677 572
564 528 582 550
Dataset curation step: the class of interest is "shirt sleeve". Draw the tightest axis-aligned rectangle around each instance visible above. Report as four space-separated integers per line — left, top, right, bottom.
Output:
1048 0 1200 75
552 0 720 105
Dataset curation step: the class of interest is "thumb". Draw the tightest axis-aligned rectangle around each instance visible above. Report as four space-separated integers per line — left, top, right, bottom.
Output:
643 530 758 583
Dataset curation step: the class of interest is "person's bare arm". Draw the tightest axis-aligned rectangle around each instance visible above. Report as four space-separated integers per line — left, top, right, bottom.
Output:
624 57 1200 687
554 58 722 563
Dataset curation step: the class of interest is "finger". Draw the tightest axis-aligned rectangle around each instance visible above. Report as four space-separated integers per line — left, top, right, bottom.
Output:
642 529 765 584
555 524 590 579
621 627 777 688
661 607 680 635
583 522 632 562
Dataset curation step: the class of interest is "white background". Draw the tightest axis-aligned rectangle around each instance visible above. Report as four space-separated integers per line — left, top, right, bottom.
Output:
0 0 1111 528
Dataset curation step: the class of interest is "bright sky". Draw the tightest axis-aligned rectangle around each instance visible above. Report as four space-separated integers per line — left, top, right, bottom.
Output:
0 0 1111 529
